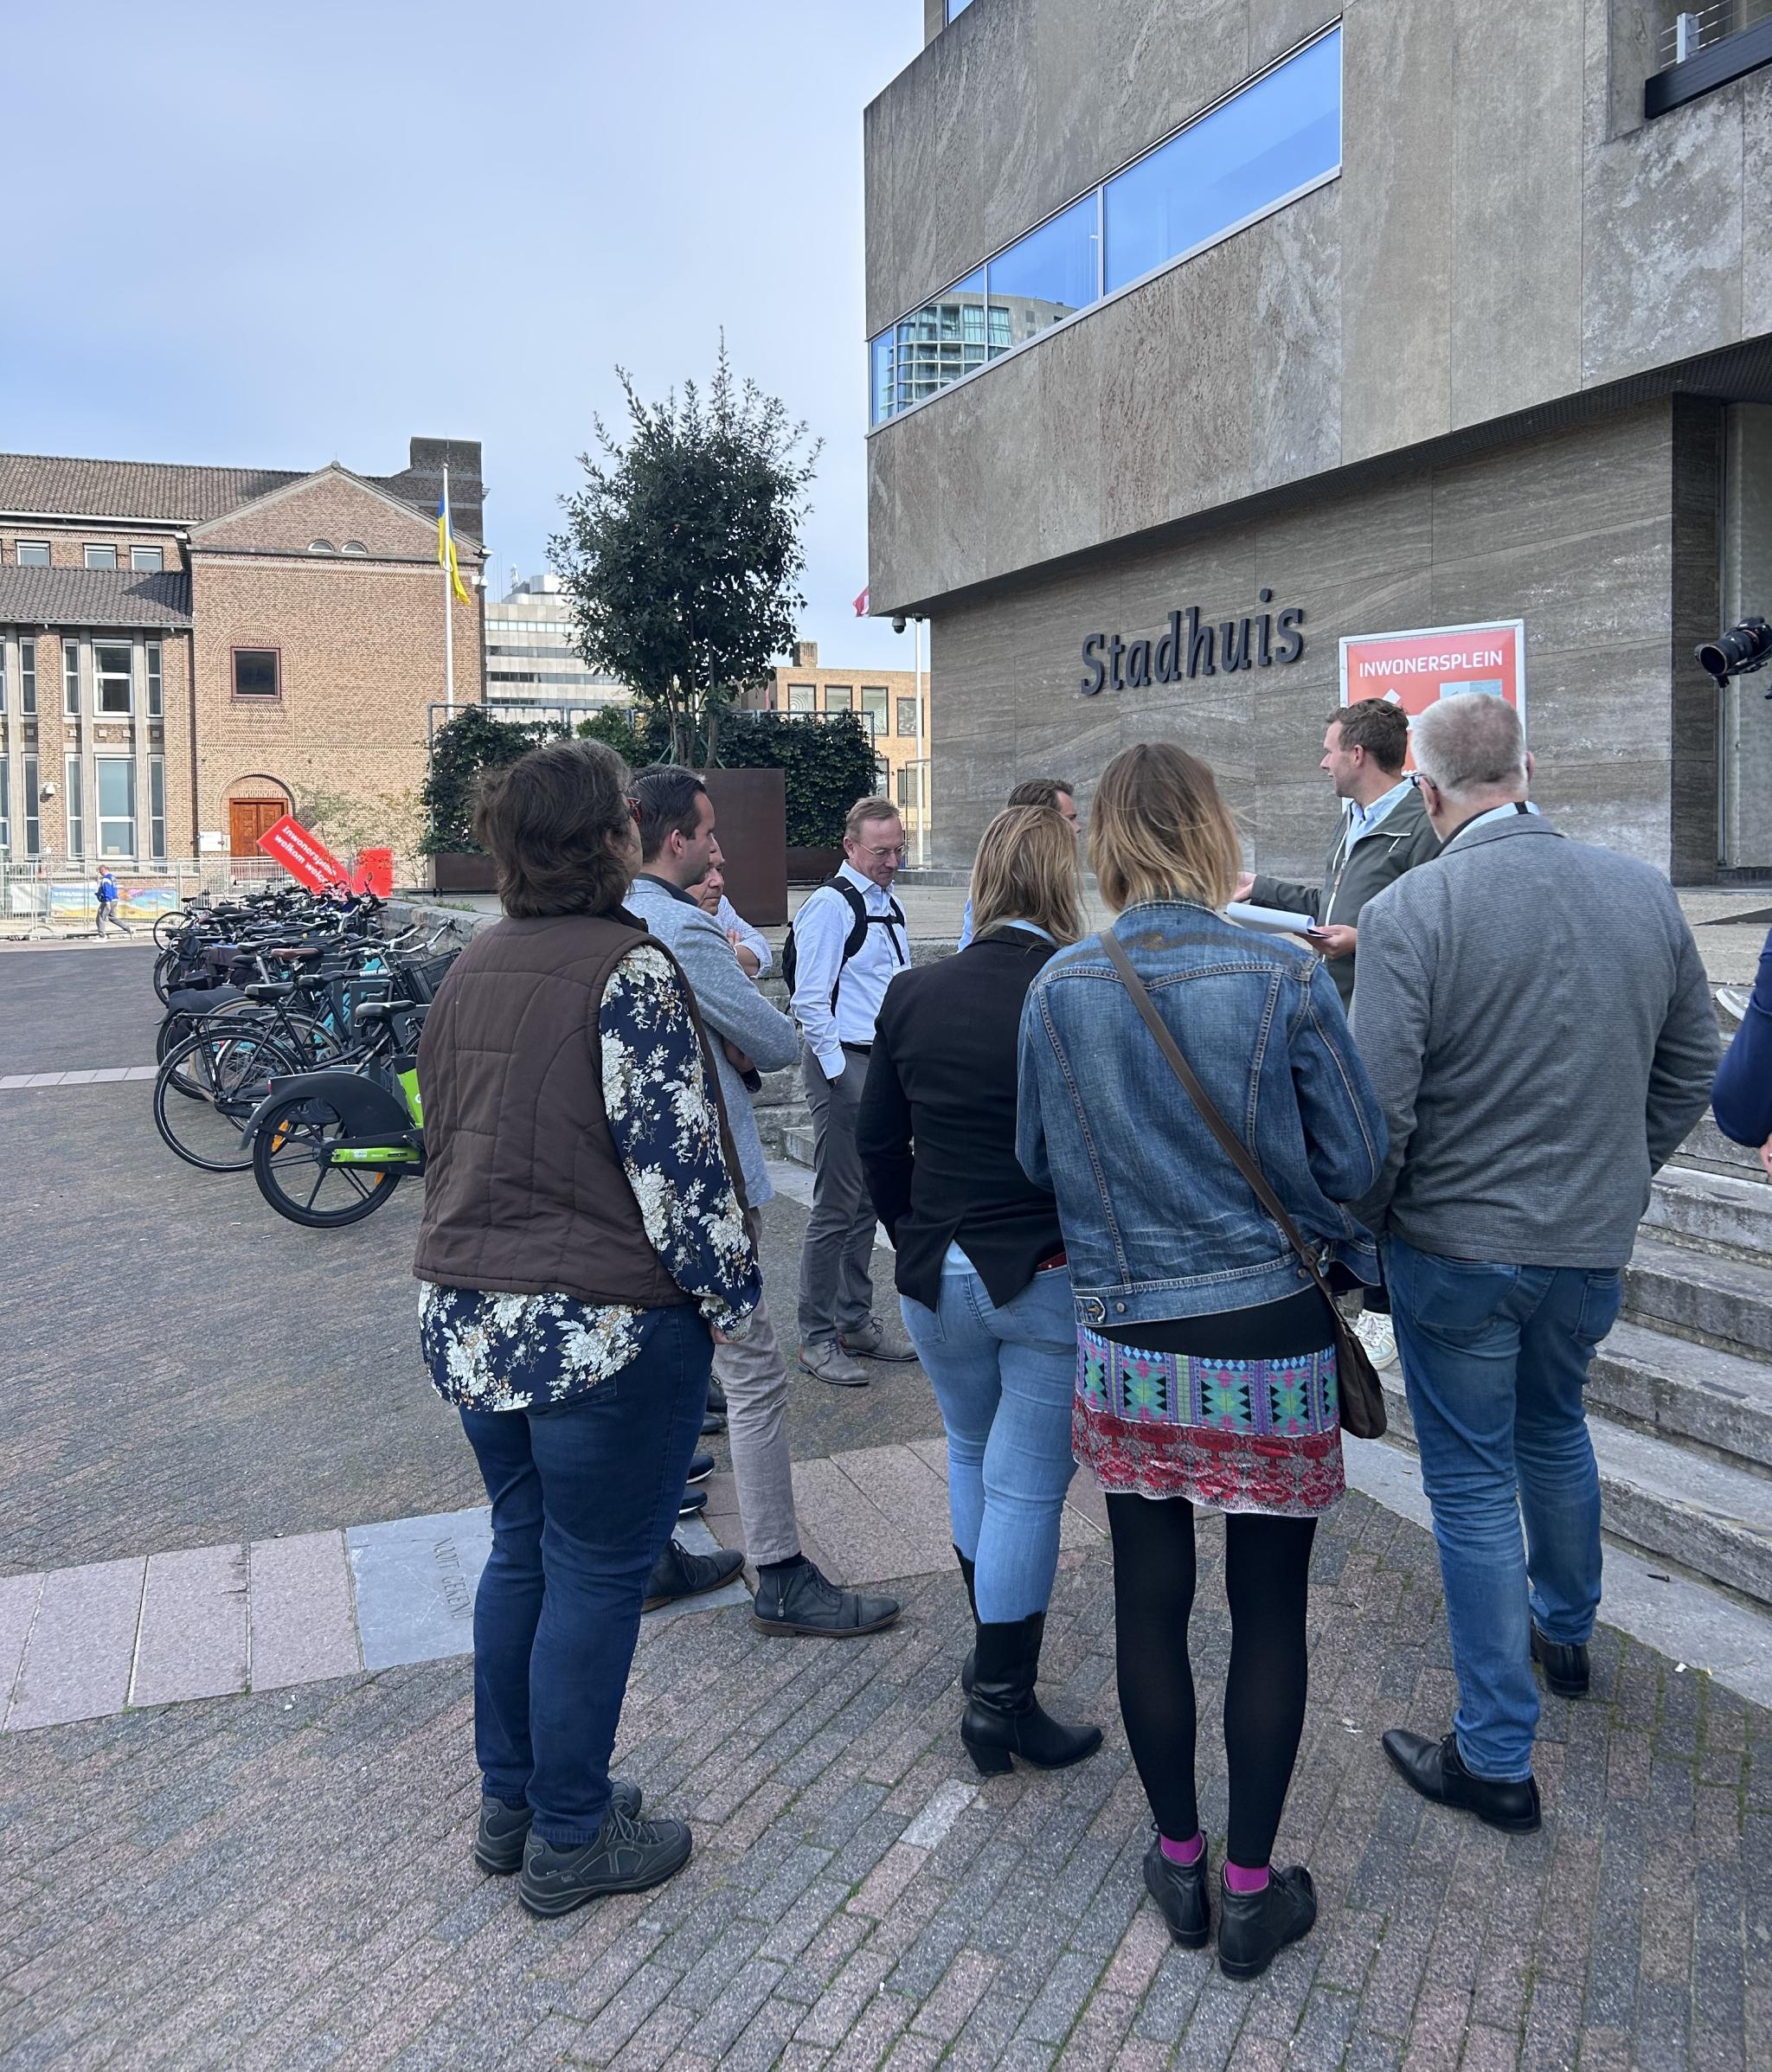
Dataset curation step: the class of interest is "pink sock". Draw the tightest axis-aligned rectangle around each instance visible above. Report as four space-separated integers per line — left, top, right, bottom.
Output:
1159 1831 1204 1867
1223 1860 1270 1895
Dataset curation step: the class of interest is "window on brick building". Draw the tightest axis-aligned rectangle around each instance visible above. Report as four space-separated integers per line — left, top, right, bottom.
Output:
95 643 132 715
64 755 84 857
96 759 136 857
20 638 36 714
131 545 164 573
0 754 8 854
825 684 855 712
63 638 80 715
233 649 280 699
861 685 889 741
84 544 118 570
150 757 166 860
896 696 920 738
16 541 49 566
0 639 6 715
22 754 39 856
146 642 163 718
308 540 335 554
342 540 369 555
787 683 815 713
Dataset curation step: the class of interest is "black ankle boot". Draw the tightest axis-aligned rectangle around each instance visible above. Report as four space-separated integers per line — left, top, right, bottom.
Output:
1142 1834 1210 1947
1216 1865 1316 1980
954 1546 978 1694
960 1613 1102 1774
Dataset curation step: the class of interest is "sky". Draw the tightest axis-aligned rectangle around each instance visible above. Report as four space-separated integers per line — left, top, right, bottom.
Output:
0 0 925 667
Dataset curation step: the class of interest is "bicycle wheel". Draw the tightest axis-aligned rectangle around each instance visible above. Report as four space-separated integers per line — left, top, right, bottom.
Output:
252 1092 407 1227
199 1000 342 1069
153 1028 299 1172
152 911 189 952
151 951 181 1004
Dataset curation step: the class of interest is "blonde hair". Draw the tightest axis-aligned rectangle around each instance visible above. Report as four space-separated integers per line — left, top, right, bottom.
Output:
844 795 901 842
969 805 1084 946
1088 741 1240 913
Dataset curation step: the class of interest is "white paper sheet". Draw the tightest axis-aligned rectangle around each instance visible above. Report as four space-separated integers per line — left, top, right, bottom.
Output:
1224 901 1319 939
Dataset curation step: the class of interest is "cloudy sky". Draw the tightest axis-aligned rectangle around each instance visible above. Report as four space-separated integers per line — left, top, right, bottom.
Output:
1 0 924 666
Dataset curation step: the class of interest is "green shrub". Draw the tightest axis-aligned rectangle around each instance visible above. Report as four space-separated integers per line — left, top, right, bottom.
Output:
717 711 881 849
420 707 566 854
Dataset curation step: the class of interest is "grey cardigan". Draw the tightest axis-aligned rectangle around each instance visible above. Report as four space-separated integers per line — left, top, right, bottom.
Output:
1251 785 1441 1005
1349 812 1717 1267
626 875 799 1208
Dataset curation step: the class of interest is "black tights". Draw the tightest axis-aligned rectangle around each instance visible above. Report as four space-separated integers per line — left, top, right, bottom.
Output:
1106 1495 1316 1870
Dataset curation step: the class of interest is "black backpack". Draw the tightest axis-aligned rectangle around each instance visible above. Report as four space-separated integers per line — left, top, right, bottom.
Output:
781 876 907 1009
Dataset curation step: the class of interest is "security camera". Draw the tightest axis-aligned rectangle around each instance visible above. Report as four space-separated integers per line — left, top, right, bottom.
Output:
1698 616 1772 691
40 780 58 799
890 614 907 635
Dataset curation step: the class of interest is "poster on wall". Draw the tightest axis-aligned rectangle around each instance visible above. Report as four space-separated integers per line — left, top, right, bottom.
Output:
256 813 348 892
1339 619 1526 754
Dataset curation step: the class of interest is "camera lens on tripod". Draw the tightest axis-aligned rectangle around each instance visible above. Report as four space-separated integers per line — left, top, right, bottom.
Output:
1697 618 1772 685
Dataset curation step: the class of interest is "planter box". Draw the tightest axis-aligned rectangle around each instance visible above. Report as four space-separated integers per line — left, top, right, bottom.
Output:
698 768 788 925
786 845 843 884
431 852 498 894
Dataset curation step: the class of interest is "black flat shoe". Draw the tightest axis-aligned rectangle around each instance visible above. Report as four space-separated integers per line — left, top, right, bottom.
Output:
1142 1835 1209 1948
474 1780 642 1875
1382 1729 1541 1833
1217 1866 1316 1980
643 1537 743 1611
1531 1625 1590 1698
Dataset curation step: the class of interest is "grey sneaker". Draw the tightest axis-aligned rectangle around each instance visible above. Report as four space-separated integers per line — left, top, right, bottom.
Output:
753 1559 901 1638
841 1315 918 1363
475 1779 642 1876
799 1340 870 1388
517 1806 693 1916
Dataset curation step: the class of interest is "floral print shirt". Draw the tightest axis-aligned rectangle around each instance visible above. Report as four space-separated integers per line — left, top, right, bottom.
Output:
420 942 761 1412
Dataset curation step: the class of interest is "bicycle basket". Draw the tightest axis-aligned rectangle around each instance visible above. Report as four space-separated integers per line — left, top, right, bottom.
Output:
399 951 459 1003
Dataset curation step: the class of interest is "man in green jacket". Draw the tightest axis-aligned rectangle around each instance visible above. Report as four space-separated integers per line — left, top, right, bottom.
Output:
1240 698 1440 1009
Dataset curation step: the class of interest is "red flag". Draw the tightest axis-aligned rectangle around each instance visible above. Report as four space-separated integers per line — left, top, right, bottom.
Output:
853 587 870 618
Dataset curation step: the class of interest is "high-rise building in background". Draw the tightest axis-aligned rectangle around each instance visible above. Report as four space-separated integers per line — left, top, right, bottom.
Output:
484 571 629 726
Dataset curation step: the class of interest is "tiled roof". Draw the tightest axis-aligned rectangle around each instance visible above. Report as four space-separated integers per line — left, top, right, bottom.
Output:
0 565 194 629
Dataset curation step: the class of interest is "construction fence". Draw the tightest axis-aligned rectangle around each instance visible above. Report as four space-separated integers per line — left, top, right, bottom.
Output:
0 858 280 940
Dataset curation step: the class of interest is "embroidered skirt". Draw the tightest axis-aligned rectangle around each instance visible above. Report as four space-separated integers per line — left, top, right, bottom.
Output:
1074 1326 1345 1517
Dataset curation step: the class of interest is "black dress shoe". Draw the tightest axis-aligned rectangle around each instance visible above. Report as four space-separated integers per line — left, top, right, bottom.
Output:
518 1807 692 1916
677 1488 708 1518
1382 1729 1541 1833
643 1537 743 1611
706 1380 727 1414
1217 1866 1316 1980
1142 1835 1209 1948
474 1779 642 1875
701 1409 728 1436
752 1558 900 1637
1531 1625 1590 1698
685 1453 715 1485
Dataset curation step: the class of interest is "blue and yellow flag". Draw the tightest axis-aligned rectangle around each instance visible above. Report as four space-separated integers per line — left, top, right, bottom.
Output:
437 484 472 606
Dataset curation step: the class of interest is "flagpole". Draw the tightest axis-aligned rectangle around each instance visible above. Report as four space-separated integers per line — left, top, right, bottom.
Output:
442 464 456 715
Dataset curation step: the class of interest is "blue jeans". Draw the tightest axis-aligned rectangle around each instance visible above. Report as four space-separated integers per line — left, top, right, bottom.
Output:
900 1261 1077 1623
459 1305 711 1844
1386 1234 1621 1783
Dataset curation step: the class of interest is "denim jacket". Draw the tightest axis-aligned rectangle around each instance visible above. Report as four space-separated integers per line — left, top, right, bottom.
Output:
1016 901 1386 1329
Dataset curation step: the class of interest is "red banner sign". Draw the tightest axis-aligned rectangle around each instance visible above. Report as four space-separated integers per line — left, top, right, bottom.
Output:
1339 619 1526 759
256 813 348 892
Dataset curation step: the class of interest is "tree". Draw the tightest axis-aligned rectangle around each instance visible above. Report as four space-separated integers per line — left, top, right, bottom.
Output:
297 783 422 861
575 704 654 767
549 343 821 766
420 706 566 854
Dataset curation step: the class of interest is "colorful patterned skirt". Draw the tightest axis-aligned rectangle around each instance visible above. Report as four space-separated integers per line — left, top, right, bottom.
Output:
1074 1326 1344 1517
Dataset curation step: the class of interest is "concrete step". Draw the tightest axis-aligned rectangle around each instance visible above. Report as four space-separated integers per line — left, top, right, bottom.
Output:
1589 1318 1772 1472
1624 1235 1772 1358
1677 1112 1762 1180
784 1125 815 1169
1642 1164 1772 1261
754 1106 812 1158
1379 1377 1772 1608
753 1065 802 1109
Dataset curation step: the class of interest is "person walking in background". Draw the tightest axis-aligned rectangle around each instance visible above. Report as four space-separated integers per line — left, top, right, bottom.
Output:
1018 741 1385 1981
1351 695 1715 1837
413 738 761 1919
1711 921 1772 1179
787 796 916 1387
630 767 901 1640
690 850 771 978
957 778 1079 948
858 805 1100 1777
95 865 133 939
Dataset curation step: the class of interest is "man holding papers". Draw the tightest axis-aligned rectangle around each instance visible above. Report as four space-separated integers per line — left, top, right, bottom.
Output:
1237 700 1439 1007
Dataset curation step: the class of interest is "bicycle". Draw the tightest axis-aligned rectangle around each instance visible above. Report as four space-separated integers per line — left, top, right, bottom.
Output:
152 1022 310 1171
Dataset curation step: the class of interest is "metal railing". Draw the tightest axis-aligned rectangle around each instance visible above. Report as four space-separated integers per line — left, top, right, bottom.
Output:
1659 2 1771 63
0 856 292 938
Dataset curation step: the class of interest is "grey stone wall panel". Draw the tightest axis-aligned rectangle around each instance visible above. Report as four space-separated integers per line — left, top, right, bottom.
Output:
1741 76 1772 342
1249 183 1344 493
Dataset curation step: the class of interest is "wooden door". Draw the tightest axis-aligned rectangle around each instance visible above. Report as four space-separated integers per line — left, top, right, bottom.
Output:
229 799 285 856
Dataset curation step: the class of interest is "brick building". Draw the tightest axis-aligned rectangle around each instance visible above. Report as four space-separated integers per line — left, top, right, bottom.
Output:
0 437 485 876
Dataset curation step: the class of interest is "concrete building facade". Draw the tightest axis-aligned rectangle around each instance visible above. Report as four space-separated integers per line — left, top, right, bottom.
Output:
485 569 629 728
866 3 1772 880
0 438 485 875
742 640 932 839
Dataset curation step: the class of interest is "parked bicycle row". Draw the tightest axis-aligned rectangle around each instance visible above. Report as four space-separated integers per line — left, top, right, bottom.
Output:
145 882 455 1228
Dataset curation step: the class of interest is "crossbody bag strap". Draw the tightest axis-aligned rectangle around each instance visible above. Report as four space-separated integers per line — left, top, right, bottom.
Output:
1098 927 1339 1311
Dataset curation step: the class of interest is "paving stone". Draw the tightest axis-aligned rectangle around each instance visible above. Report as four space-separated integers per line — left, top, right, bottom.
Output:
131 1543 249 1708
347 1507 491 1671
5 1556 143 1729
0 1571 42 1710
247 1532 360 1690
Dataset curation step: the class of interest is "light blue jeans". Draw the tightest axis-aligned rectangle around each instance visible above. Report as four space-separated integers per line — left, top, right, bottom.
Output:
900 1257 1077 1623
1386 1233 1622 1783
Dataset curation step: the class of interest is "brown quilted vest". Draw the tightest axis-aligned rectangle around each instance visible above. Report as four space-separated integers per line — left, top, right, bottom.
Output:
412 909 747 1305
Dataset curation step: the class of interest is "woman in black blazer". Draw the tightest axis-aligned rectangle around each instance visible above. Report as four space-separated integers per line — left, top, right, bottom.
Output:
858 805 1100 1776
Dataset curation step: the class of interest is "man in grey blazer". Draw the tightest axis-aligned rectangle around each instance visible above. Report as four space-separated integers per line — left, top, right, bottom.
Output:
1350 696 1715 1834
631 769 900 1639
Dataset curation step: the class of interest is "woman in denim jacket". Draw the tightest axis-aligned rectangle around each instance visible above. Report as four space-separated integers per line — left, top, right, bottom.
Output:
1018 741 1386 1981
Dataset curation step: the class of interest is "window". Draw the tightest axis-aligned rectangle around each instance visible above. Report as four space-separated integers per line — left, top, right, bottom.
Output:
95 643 132 715
233 649 280 699
64 755 84 858
946 0 974 18
0 639 6 715
22 754 39 856
16 540 49 566
150 756 166 860
96 759 136 857
146 640 162 718
825 683 855 712
130 545 164 573
341 540 369 555
870 26 1343 425
0 754 8 853
83 543 118 570
308 539 335 554
20 637 35 714
895 696 920 738
861 685 889 741
63 638 80 716
787 683 816 713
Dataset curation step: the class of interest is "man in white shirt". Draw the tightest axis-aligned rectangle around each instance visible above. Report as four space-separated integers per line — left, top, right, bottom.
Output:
789 796 915 1387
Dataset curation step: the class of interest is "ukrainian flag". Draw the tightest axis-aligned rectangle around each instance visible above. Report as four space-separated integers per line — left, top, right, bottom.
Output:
437 483 472 606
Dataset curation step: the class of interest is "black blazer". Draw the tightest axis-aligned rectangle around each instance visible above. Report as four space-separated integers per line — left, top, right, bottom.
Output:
857 928 1064 1315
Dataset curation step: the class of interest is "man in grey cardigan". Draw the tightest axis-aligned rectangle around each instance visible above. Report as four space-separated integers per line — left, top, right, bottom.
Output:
630 770 900 1640
1350 696 1715 1834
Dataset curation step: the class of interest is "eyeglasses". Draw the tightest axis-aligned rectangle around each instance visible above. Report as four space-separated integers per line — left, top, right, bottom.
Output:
624 794 643 824
859 843 908 860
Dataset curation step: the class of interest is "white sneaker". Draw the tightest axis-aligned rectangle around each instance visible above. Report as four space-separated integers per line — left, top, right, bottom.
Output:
1352 1311 1399 1371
